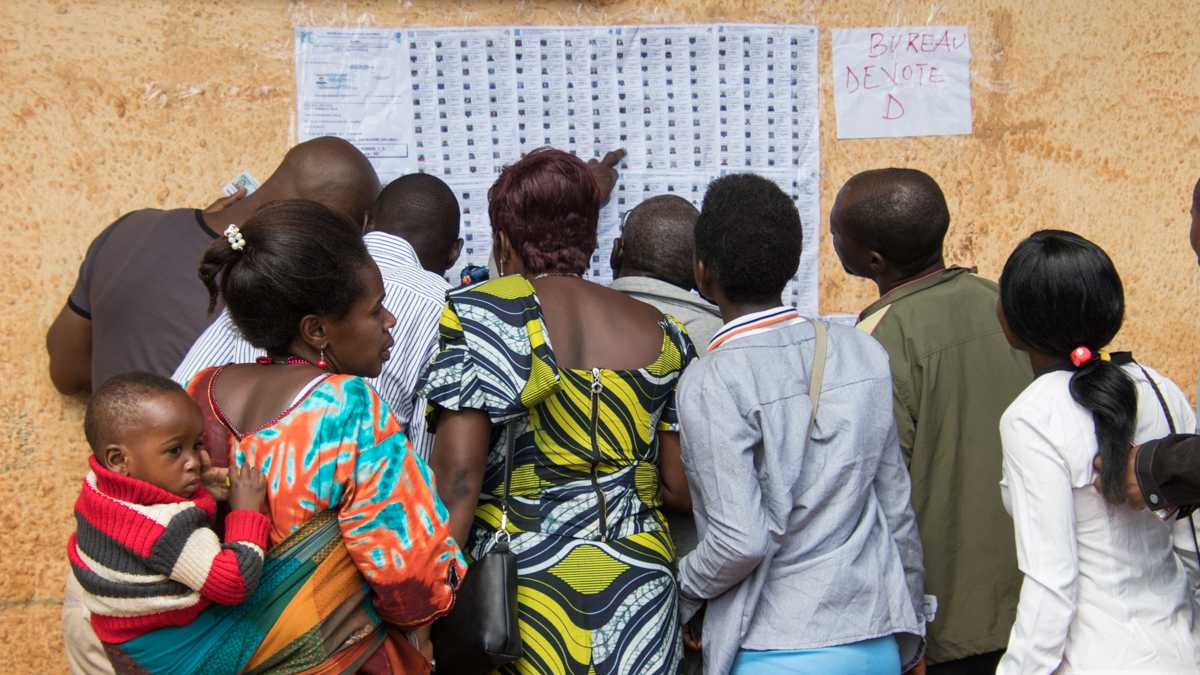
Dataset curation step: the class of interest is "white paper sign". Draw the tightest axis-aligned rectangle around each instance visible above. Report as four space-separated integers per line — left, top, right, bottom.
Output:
831 26 971 139
295 29 417 177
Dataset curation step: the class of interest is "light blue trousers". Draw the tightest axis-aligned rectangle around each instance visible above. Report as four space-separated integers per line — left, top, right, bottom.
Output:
731 635 901 674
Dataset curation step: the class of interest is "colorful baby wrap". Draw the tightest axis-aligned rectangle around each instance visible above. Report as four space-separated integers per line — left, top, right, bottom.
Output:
114 511 388 674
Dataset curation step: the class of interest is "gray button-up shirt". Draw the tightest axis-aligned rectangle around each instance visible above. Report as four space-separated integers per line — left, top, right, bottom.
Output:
677 309 927 674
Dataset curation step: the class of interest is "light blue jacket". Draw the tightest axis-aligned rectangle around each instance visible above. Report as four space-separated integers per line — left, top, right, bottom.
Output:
676 317 927 675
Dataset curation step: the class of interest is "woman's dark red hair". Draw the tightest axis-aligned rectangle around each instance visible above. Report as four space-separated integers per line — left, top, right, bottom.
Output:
488 147 601 275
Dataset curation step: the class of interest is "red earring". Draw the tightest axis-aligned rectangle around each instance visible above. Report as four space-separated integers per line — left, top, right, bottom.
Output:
316 347 328 370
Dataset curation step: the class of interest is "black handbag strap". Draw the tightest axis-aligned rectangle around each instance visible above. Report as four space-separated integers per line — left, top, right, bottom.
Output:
1135 361 1176 435
494 422 517 545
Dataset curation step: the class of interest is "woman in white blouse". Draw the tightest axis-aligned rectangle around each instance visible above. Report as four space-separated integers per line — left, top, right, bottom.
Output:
995 230 1200 674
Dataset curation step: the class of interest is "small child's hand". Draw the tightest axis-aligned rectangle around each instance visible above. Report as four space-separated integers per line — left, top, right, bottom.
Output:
228 464 266 512
199 450 231 501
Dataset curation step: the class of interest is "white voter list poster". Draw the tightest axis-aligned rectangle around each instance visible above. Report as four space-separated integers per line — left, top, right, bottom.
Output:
832 27 972 139
296 24 821 314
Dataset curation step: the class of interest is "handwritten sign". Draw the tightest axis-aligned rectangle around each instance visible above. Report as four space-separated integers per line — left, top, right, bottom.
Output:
832 26 971 139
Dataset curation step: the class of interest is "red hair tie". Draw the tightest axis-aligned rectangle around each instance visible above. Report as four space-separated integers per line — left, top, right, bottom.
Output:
1069 346 1094 368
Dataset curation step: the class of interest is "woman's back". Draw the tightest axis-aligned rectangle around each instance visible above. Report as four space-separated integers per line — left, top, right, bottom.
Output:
424 275 693 542
189 366 464 615
531 275 666 370
999 362 1200 673
157 199 464 673
421 272 695 674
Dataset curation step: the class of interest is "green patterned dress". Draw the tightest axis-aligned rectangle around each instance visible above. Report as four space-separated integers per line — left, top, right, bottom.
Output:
419 275 695 675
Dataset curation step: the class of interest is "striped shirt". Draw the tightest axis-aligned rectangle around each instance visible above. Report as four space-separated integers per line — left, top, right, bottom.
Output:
172 231 449 459
68 456 271 644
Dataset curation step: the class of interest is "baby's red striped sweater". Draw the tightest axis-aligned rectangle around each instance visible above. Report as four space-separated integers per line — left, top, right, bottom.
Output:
67 456 271 644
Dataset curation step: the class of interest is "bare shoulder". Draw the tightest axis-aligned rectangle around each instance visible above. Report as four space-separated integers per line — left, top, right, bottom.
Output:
537 279 665 368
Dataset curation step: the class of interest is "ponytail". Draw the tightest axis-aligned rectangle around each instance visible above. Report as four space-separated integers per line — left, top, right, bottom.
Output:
1068 359 1137 504
198 237 242 315
1000 230 1134 505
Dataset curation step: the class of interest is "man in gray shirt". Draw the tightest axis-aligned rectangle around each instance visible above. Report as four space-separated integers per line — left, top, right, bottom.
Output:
609 194 723 350
609 194 721 675
678 174 927 674
46 137 380 396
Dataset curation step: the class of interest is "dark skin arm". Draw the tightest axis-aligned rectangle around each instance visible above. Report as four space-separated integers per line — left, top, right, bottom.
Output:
204 185 247 214
46 303 92 395
429 408 493 546
1094 448 1147 509
587 149 625 207
658 431 692 512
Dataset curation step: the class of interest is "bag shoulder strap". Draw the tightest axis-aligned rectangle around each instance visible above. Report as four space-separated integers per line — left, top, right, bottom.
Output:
1134 361 1177 434
496 423 516 537
806 319 828 438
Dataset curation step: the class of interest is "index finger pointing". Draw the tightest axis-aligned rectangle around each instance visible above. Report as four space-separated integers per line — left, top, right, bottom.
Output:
601 148 626 167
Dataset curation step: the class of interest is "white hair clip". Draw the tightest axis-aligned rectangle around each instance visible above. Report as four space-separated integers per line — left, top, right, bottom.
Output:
224 224 246 252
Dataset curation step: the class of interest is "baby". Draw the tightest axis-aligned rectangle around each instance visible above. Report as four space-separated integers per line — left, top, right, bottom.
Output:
67 372 269 647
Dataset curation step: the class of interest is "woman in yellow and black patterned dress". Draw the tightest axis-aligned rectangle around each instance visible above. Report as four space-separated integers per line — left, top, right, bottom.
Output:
420 148 695 674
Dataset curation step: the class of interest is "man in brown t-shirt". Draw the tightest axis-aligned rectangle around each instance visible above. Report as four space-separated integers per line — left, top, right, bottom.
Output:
46 136 380 395
47 136 380 675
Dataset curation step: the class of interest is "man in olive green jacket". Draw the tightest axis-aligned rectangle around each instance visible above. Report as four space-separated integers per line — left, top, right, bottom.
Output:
831 168 1033 675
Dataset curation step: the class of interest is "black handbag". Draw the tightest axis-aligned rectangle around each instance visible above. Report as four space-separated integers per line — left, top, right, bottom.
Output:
432 423 523 674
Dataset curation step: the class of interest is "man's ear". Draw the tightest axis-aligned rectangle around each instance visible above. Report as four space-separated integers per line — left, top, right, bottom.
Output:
694 257 717 304
609 237 624 276
103 445 129 475
446 238 464 272
866 249 888 279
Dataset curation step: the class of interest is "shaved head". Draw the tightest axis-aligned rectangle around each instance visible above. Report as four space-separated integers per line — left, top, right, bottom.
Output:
85 372 184 455
260 137 381 225
831 168 949 277
614 195 700 289
368 173 462 274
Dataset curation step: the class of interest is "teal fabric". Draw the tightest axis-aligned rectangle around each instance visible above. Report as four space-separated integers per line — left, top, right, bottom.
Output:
117 515 352 675
731 636 901 675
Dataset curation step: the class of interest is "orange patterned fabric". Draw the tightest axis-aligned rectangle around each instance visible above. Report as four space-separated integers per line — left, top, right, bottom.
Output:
188 367 465 630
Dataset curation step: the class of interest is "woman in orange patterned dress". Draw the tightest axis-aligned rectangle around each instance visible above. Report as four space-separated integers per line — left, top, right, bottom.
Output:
114 200 464 674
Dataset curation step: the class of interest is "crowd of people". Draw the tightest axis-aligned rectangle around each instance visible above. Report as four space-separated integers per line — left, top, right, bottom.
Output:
47 136 1200 675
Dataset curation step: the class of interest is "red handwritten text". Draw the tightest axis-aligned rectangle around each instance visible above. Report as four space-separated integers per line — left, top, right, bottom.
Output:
867 30 968 58
843 62 945 93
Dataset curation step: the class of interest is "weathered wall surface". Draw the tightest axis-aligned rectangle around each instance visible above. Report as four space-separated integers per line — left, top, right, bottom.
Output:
3 1 1198 669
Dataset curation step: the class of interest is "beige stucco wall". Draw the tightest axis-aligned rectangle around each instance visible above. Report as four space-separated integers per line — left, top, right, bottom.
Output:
2 1 1198 670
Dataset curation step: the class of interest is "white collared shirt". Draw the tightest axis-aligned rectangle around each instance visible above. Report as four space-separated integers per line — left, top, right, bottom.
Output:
997 363 1200 674
172 231 449 460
